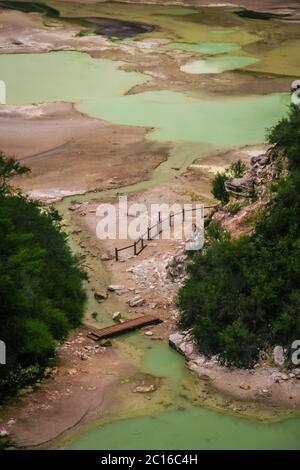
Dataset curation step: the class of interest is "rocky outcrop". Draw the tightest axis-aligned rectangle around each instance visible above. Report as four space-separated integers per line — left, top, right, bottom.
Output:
128 295 144 307
169 331 196 356
166 249 187 282
225 176 254 198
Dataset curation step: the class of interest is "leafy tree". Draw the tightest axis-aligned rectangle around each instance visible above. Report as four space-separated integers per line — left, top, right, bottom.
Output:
212 160 247 203
0 151 29 195
0 153 86 398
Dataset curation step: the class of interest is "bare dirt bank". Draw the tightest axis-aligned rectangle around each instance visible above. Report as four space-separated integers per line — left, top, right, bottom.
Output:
0 327 134 448
0 102 169 202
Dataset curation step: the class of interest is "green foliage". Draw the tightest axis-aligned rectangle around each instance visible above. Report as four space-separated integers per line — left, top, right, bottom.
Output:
0 154 86 399
179 106 300 367
227 202 241 216
205 220 230 245
268 105 300 169
0 151 29 195
212 172 229 204
212 160 247 203
230 160 247 178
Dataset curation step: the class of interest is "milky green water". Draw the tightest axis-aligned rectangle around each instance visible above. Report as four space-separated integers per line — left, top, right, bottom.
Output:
0 51 288 147
86 89 287 145
0 51 147 105
181 55 259 75
63 331 300 450
68 407 300 450
167 41 240 55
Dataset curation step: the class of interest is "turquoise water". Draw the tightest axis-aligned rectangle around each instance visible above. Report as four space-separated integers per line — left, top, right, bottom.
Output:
0 51 288 147
86 90 288 145
66 334 300 450
68 407 300 450
181 55 258 74
0 51 147 104
167 41 240 55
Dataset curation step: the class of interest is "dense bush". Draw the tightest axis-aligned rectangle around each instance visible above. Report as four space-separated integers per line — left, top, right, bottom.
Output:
179 106 300 367
212 160 247 203
0 153 86 398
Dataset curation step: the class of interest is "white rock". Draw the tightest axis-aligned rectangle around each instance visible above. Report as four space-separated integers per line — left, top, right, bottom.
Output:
0 428 9 437
273 345 285 366
7 419 15 426
112 311 121 321
108 284 124 292
128 295 145 307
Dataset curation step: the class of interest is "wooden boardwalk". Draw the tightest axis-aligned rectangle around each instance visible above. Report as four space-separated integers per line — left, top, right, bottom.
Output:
87 314 162 341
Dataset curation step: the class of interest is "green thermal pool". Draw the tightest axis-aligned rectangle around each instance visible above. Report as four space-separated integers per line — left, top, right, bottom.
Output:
167 41 240 55
180 55 258 74
67 408 300 450
0 51 289 147
64 335 300 450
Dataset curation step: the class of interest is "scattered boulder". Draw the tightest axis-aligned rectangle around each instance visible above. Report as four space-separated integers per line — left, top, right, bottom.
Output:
169 331 197 357
6 419 15 427
225 176 254 198
108 284 124 292
144 331 153 336
133 384 156 393
94 290 108 302
169 331 187 354
112 311 121 322
272 372 282 383
251 154 269 167
0 429 9 438
273 345 285 367
69 203 81 211
239 382 251 391
100 253 113 261
128 295 145 307
166 250 187 281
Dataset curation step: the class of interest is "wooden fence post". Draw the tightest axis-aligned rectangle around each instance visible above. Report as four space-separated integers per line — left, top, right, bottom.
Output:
115 248 118 262
182 207 185 222
134 242 137 256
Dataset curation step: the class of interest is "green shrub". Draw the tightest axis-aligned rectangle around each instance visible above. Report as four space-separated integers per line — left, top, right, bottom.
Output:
212 160 247 204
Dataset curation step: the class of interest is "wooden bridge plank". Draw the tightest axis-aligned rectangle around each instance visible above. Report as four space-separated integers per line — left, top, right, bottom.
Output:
87 314 162 341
